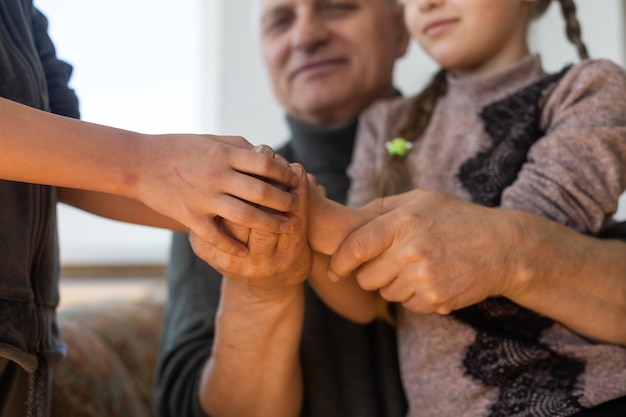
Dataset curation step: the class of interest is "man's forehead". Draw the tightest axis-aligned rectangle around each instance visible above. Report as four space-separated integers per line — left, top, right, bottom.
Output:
257 0 392 14
259 0 330 12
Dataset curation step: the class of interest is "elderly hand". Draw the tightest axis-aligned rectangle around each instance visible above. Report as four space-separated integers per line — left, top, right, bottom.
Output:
189 162 312 301
328 189 525 315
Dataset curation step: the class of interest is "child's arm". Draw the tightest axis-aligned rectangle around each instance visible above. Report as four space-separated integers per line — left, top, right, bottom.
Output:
57 144 294 233
307 184 443 323
308 182 430 255
57 188 187 231
309 251 389 324
0 97 299 255
306 176 385 323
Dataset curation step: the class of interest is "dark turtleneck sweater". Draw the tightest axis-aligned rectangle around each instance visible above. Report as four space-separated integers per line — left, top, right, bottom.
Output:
281 115 357 204
155 116 408 417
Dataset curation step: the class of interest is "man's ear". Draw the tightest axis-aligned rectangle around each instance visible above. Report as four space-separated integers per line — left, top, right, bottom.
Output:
393 3 410 59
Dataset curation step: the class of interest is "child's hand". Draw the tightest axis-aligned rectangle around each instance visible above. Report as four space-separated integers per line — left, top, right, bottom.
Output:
134 134 300 257
219 144 283 247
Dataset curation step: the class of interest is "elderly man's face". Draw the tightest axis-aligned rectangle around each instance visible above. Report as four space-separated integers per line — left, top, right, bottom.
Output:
257 0 408 126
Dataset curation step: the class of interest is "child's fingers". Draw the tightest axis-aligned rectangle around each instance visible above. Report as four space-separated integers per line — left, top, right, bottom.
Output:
213 194 291 234
246 162 307 257
226 173 297 214
253 144 275 157
254 144 291 176
232 147 299 190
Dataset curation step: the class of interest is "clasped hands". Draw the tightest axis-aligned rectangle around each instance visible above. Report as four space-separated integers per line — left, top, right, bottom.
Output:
190 144 523 314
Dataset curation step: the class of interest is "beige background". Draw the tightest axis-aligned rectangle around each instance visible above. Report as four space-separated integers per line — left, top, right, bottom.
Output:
37 0 626 267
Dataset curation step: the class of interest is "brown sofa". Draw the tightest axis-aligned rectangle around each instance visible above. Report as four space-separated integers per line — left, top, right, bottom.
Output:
50 296 165 417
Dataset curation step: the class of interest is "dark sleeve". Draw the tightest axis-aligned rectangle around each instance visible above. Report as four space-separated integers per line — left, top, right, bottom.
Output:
570 394 626 416
31 8 80 119
276 142 294 162
599 220 626 242
154 232 222 417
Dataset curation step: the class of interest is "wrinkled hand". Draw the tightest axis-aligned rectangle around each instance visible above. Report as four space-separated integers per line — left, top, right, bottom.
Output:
190 162 313 300
329 189 523 314
135 134 299 257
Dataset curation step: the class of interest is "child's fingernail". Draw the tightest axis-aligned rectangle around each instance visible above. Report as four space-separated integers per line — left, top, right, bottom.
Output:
254 144 275 156
279 219 290 232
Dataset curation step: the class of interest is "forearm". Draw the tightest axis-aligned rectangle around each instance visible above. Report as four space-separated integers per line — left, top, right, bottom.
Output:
504 211 626 345
199 279 304 417
307 182 376 255
310 188 434 254
58 188 186 231
0 97 145 197
309 252 380 323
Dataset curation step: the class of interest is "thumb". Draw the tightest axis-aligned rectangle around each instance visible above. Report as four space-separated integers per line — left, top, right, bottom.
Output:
287 163 308 232
328 214 393 281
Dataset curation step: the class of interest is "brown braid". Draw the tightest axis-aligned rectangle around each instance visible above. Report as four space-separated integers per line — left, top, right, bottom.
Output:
557 0 589 59
376 69 448 197
532 0 589 60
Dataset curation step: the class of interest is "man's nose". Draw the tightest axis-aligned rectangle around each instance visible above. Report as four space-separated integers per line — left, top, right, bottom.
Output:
290 12 330 51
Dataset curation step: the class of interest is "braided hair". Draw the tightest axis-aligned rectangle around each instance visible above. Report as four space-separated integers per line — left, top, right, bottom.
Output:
534 0 589 59
375 0 589 198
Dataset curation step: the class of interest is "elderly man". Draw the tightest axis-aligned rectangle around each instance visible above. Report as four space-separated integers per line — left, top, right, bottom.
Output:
156 0 626 416
155 0 410 416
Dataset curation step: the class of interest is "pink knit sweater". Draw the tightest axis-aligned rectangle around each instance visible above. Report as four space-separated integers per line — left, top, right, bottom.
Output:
348 55 626 417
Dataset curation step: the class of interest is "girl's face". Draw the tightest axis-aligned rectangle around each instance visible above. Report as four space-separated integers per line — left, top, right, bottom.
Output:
404 0 535 77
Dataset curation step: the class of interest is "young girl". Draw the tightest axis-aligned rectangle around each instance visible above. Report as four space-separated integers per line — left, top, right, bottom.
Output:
306 0 626 416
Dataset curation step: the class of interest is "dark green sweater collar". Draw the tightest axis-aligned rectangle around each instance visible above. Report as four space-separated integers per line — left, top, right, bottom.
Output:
286 115 357 172
285 115 358 203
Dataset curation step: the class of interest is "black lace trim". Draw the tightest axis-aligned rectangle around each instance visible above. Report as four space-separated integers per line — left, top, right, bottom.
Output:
457 66 570 207
456 299 584 417
454 67 588 417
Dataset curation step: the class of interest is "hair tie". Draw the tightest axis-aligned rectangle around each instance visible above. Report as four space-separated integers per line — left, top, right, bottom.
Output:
385 137 413 157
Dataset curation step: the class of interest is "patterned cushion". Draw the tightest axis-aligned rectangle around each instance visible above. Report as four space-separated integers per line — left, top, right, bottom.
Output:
51 297 164 417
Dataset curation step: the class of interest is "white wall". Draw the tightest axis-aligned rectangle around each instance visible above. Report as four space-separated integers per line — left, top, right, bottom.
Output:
36 0 626 265
36 0 203 265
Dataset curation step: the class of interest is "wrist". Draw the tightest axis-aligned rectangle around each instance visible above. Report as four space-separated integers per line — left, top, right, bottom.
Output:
221 277 305 311
215 278 305 353
204 278 305 417
499 210 557 301
117 132 153 200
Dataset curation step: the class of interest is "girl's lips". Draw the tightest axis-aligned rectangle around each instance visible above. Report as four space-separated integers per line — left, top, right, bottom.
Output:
423 18 458 37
